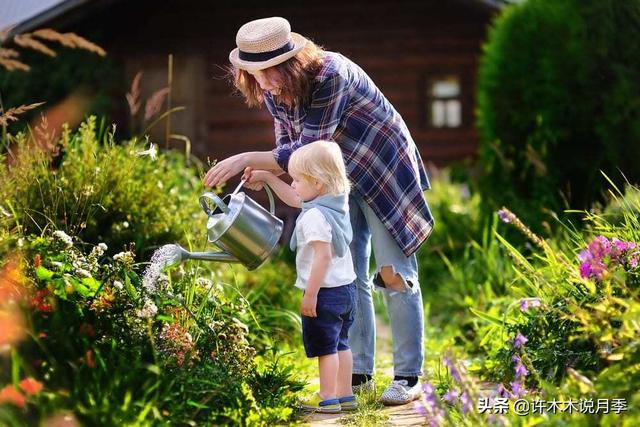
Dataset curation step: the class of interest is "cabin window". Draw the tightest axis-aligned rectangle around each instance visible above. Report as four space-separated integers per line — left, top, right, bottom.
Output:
428 76 461 128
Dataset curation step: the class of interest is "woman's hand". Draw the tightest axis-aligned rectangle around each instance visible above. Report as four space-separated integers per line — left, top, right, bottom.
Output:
203 153 247 187
300 293 318 317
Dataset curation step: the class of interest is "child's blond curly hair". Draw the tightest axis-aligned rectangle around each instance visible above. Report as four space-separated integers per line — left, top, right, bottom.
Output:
288 140 350 196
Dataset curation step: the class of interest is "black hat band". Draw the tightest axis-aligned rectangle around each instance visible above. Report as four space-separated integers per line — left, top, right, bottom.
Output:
238 40 294 62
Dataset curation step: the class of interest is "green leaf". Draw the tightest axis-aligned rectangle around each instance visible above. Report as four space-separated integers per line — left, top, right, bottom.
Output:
146 364 161 375
187 400 209 409
52 278 68 300
470 307 505 325
124 274 138 300
81 277 101 295
35 266 55 280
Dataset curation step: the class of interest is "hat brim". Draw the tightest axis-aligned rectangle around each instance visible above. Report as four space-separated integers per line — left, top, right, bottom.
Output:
229 32 307 71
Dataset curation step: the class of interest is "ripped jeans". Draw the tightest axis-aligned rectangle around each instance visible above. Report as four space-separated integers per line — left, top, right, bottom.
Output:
348 192 425 377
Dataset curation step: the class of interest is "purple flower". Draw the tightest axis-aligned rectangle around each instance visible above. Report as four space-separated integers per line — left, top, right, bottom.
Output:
495 383 509 398
510 381 525 398
422 382 434 395
460 391 473 414
442 355 452 369
498 209 515 224
630 253 638 268
588 236 611 259
414 400 429 417
513 332 528 349
511 354 521 364
421 381 438 408
579 259 607 280
515 362 528 379
443 388 459 404
611 238 635 257
577 249 592 263
519 298 541 312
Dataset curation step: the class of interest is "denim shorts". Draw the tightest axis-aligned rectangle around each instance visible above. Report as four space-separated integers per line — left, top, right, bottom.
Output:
301 282 356 358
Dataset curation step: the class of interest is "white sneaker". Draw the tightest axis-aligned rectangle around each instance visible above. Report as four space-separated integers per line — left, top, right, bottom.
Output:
380 379 423 405
352 379 376 395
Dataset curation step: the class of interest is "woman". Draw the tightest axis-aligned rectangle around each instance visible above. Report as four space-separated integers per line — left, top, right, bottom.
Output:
204 17 434 405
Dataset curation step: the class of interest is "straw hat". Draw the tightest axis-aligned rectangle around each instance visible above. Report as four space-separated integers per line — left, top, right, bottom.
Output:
229 17 307 71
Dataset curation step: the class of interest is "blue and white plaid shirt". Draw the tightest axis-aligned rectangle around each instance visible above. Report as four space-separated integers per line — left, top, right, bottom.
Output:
265 51 434 256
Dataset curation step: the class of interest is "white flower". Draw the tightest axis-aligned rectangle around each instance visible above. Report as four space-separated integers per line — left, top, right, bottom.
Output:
112 280 124 290
122 221 129 229
136 143 157 160
75 268 92 278
53 230 73 247
89 245 105 259
195 278 213 288
98 243 108 251
113 251 135 265
136 299 158 318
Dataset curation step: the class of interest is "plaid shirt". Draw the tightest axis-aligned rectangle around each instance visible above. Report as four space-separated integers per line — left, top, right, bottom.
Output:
265 52 434 256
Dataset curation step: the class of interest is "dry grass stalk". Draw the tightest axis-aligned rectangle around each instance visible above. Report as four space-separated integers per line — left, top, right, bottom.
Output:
0 48 19 59
0 57 29 71
0 102 46 126
144 87 169 121
13 34 56 57
0 26 14 43
34 114 59 156
126 71 143 116
31 29 106 57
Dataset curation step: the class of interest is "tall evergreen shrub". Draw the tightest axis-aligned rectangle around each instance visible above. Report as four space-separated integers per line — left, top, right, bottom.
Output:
477 0 640 225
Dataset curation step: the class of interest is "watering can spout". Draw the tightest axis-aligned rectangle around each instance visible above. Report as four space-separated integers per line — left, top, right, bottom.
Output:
183 250 240 263
159 244 239 270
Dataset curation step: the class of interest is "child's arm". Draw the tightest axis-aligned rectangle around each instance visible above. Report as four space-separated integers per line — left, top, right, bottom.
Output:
300 240 332 317
243 167 302 208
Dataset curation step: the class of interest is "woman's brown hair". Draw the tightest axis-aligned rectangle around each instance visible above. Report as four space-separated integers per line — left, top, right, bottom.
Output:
229 41 325 108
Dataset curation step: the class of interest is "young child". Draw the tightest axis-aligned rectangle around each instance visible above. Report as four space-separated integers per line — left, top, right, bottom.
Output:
243 140 357 413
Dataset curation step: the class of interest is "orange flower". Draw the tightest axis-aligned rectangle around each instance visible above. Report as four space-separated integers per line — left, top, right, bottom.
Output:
0 308 26 347
85 349 95 368
33 254 42 268
19 378 43 396
30 289 54 313
0 257 27 302
0 384 26 408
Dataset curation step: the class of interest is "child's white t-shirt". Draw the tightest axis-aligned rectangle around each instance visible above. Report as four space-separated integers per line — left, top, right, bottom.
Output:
294 208 356 290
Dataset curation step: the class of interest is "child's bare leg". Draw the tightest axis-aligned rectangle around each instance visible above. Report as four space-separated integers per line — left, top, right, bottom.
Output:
337 349 353 396
318 353 339 400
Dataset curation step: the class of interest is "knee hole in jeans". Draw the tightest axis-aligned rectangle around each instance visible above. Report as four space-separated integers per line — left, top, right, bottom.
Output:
374 266 414 291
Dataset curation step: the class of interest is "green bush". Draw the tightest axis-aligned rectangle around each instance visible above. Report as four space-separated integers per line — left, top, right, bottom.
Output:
0 232 303 426
0 116 204 257
418 168 515 321
464 183 640 423
477 0 640 226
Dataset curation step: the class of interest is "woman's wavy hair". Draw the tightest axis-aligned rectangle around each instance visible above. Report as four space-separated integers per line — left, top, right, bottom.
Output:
228 40 325 108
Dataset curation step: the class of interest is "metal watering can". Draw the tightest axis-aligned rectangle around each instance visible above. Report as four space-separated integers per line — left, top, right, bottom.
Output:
165 180 283 270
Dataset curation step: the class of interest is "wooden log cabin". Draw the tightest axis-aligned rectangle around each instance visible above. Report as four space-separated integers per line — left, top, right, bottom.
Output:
6 0 502 224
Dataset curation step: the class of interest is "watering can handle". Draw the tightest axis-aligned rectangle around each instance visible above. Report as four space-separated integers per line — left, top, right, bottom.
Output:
263 184 276 215
199 192 229 216
199 183 276 216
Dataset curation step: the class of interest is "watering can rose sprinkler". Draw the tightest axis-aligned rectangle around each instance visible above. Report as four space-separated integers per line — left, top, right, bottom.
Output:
162 178 284 270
